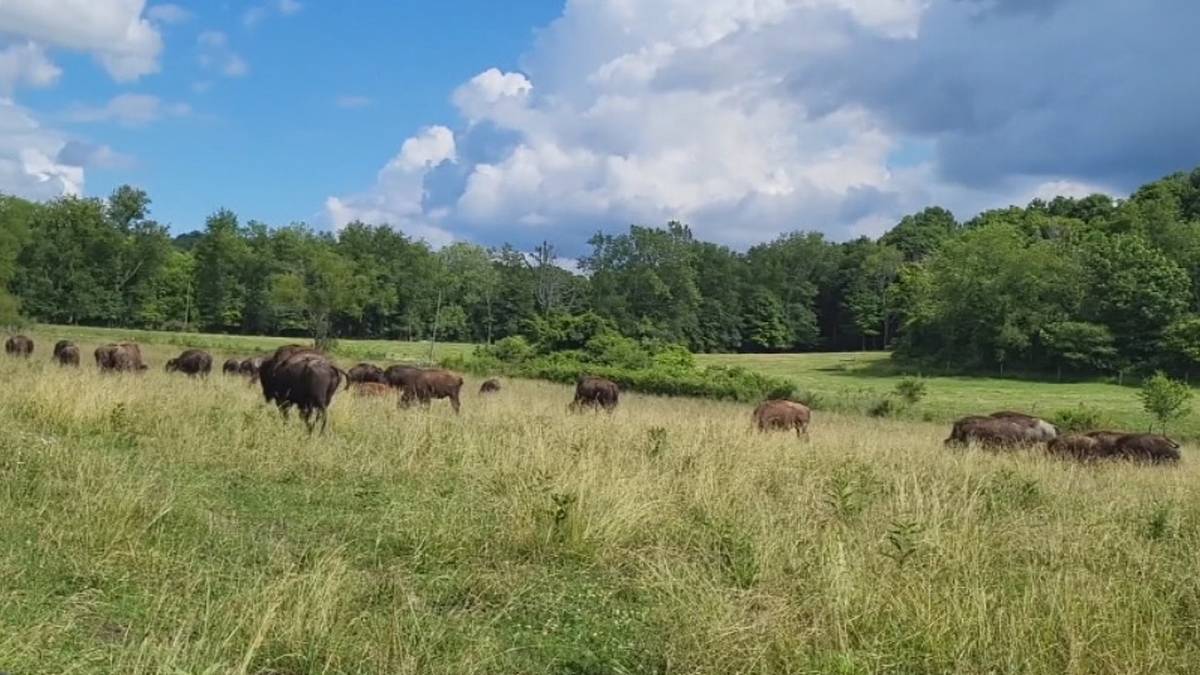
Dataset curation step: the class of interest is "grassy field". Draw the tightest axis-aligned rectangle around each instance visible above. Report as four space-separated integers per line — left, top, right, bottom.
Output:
2 331 1200 672
698 351 1199 439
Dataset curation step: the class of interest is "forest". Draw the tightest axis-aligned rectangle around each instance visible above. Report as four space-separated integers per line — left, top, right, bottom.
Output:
2 167 1200 378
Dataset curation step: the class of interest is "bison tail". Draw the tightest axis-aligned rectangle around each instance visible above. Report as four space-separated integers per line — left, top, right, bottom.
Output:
336 367 351 391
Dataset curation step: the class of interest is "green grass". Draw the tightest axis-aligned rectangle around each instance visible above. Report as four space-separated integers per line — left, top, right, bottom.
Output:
699 351 1199 439
1 330 1200 671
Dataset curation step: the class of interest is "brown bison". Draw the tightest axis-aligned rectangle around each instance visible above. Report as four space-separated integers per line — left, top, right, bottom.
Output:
5 335 33 357
399 368 464 413
53 340 79 367
165 349 213 377
384 364 423 390
222 358 241 375
569 376 619 412
258 344 349 433
1085 430 1125 453
239 356 264 380
1112 434 1181 464
352 382 393 397
945 416 1032 448
988 411 1058 442
95 342 147 373
1047 434 1107 461
348 362 386 384
752 399 811 436
479 378 501 394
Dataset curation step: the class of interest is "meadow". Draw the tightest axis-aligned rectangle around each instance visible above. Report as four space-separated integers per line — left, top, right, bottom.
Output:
1 329 1200 672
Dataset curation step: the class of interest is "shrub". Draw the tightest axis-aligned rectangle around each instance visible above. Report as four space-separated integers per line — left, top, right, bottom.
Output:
893 377 927 405
867 397 901 418
486 336 535 364
1138 371 1194 433
1053 404 1103 433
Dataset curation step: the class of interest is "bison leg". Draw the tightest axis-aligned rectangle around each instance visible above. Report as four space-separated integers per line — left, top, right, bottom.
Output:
450 393 461 414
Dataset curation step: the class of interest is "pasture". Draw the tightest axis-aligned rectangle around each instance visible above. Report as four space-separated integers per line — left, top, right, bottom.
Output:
699 351 1200 439
1 334 1199 672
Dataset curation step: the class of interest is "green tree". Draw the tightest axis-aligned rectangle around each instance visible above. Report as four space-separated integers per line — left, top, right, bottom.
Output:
881 206 958 261
193 209 248 331
741 289 790 352
270 235 365 348
1040 321 1117 378
1138 371 1193 433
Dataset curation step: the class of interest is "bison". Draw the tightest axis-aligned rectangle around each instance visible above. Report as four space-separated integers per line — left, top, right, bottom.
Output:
352 382 393 397
222 358 241 375
54 343 80 367
479 378 501 394
349 362 386 384
1047 434 1107 461
53 340 79 367
399 368 464 413
5 335 33 357
945 416 1032 449
569 376 619 412
258 345 349 433
988 411 1058 443
165 349 213 378
95 342 147 373
1111 434 1181 464
239 356 264 381
752 399 811 436
384 364 423 390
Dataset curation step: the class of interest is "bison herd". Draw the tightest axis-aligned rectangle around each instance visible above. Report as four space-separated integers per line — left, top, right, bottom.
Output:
0 333 1189 465
946 410 1181 465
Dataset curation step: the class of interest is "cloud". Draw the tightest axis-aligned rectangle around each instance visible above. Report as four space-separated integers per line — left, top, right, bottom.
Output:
56 139 135 169
0 42 61 95
146 3 190 25
335 95 371 109
197 31 248 77
0 99 86 198
329 0 1194 252
0 0 163 81
244 0 302 27
64 93 190 127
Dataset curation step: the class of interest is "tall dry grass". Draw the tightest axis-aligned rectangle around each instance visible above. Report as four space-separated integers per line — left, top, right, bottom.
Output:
0 353 1198 674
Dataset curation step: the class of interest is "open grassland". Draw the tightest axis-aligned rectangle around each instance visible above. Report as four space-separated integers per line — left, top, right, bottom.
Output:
2 356 1200 673
698 351 1200 439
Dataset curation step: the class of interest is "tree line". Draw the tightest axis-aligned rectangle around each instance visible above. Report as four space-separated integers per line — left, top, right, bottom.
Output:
2 167 1200 377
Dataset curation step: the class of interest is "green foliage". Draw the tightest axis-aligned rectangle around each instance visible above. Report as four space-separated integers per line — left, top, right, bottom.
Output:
1138 371 1194 432
893 377 927 405
867 397 902 418
1040 321 1117 373
1053 404 1103 433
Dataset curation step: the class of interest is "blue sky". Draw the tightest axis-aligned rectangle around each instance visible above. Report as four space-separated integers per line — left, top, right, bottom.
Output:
0 1 1196 253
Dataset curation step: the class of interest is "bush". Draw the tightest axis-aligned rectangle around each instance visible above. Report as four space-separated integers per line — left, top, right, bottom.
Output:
486 336 535 364
1139 371 1194 433
867 397 902 418
893 377 927 405
1053 404 1103 433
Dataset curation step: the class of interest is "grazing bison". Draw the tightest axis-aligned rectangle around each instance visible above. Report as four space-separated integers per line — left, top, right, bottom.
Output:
258 345 349 433
752 399 811 436
479 378 501 394
988 411 1058 443
1085 430 1125 453
239 356 264 380
222 358 241 375
5 335 33 357
53 339 72 357
569 376 619 412
165 349 213 378
1047 434 1107 461
384 364 423 390
399 368 464 413
54 343 80 367
95 342 147 373
945 416 1031 448
1112 434 1181 464
348 362 386 384
352 382 393 397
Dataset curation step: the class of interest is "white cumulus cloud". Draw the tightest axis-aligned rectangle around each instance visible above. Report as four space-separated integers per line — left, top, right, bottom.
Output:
198 31 248 77
0 0 163 81
0 42 61 95
64 93 191 127
0 99 87 199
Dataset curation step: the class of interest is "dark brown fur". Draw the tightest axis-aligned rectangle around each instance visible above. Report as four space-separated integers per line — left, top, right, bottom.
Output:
1047 434 1107 461
54 344 80 367
479 378 501 394
5 335 32 357
95 342 147 373
399 369 464 413
348 362 386 384
258 345 349 433
239 356 264 381
1112 434 1181 464
945 416 1030 449
165 349 213 377
752 399 811 436
352 382 393 397
384 364 423 390
222 358 241 375
570 376 619 412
